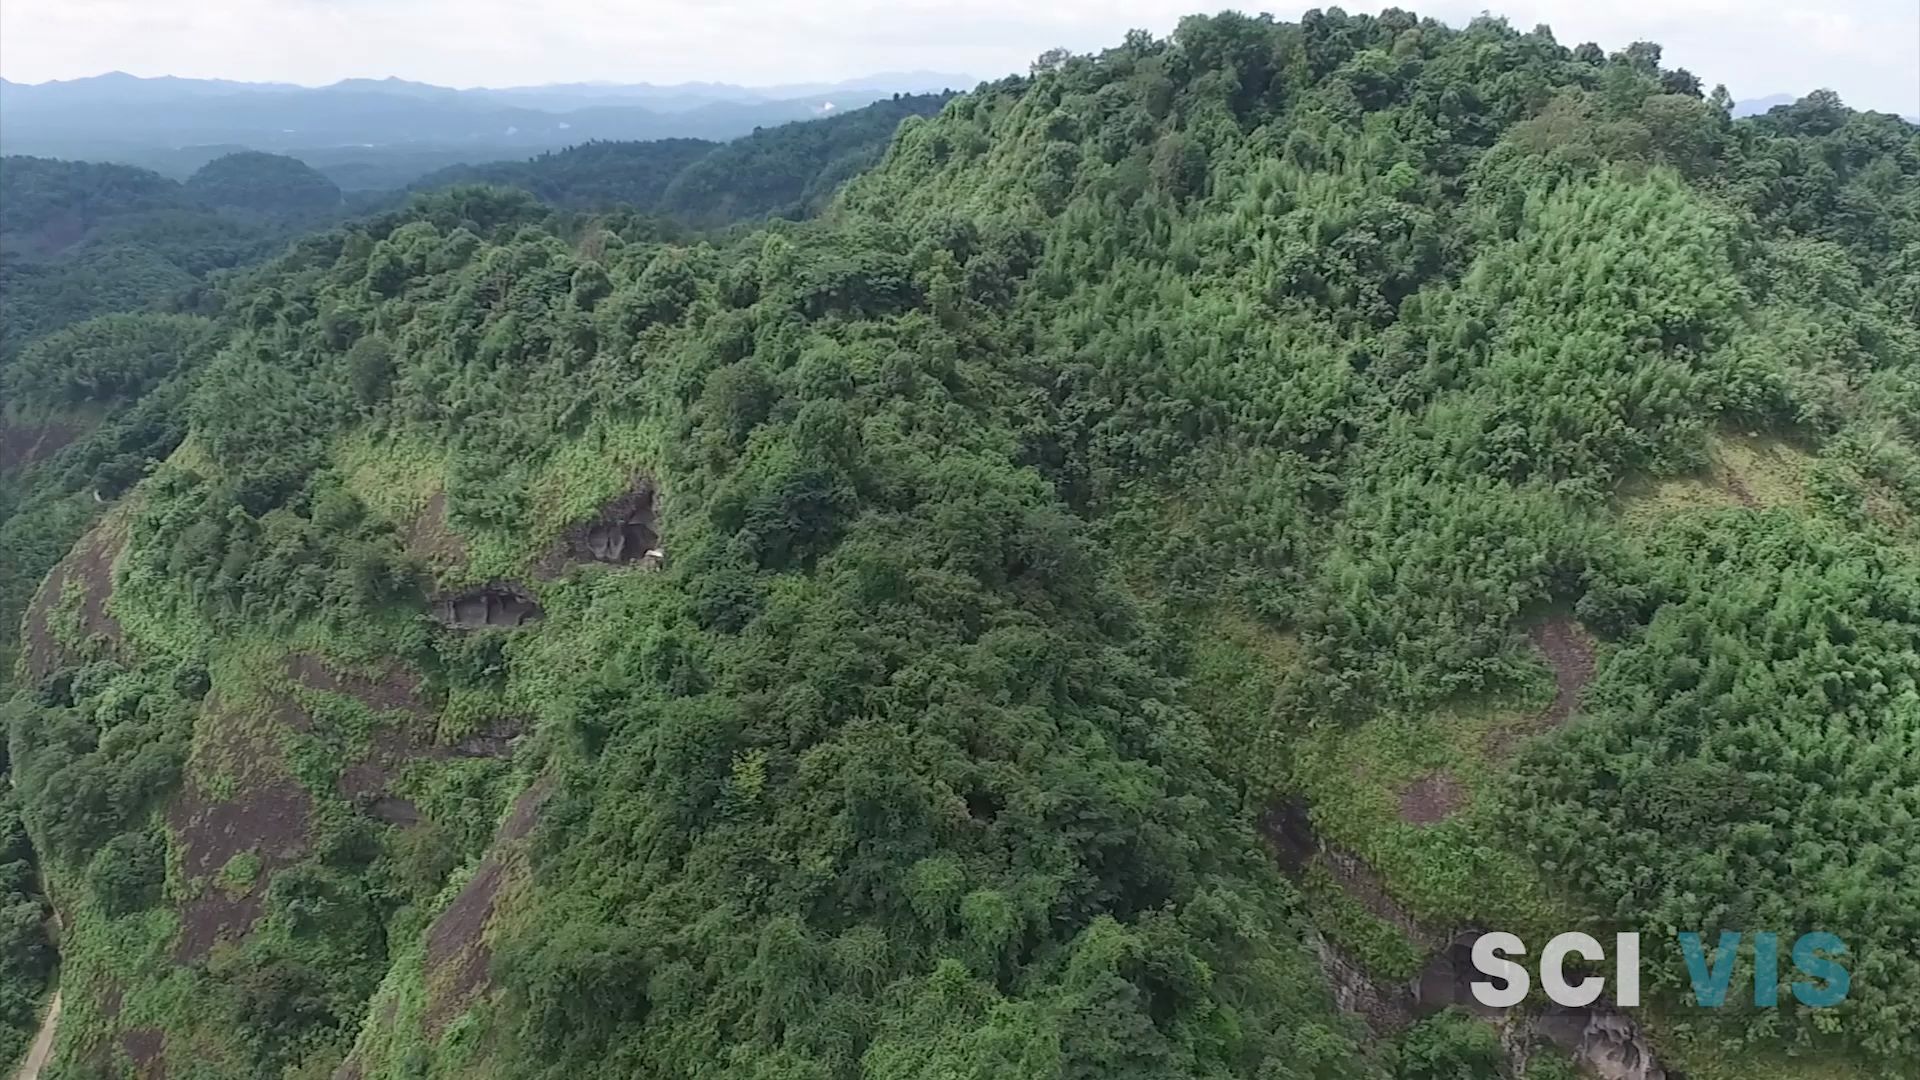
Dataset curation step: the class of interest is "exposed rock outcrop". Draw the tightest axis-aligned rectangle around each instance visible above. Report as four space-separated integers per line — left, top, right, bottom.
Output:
1412 932 1503 1017
286 652 431 715
166 702 313 963
1536 1006 1667 1080
21 516 128 682
421 778 553 1039
432 582 543 629
1261 798 1669 1079
536 478 665 577
575 486 659 564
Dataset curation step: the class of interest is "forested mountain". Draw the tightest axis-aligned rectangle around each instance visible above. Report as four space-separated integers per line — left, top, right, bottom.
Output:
656 93 958 227
0 152 339 357
1737 93 1920 125
1 9 1917 1080
408 139 722 213
0 72 972 190
0 97 960 723
409 94 953 224
182 152 345 219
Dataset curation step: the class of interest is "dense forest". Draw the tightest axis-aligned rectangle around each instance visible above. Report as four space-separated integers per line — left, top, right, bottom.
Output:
0 153 339 359
1 7 1916 1080
0 91 949 729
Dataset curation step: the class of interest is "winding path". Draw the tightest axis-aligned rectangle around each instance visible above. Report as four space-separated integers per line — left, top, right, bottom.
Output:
12 991 60 1080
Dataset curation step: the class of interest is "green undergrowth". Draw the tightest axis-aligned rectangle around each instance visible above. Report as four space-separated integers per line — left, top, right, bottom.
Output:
1290 694 1572 938
1173 608 1302 798
334 413 662 585
334 430 445 530
1296 864 1426 983
1617 432 1816 524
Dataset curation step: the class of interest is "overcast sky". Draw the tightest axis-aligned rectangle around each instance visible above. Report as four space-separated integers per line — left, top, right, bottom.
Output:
2 0 1915 114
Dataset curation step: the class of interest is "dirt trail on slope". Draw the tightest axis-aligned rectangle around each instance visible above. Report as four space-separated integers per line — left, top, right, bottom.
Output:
1529 617 1598 728
1486 617 1599 758
12 991 61 1080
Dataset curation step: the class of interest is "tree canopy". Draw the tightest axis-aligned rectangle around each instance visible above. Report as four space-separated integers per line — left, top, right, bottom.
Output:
2 9 1917 1080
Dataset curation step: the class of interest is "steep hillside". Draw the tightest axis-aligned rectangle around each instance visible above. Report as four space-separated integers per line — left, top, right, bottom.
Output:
4 10 1917 1080
409 94 955 225
408 138 721 211
657 93 958 226
0 98 950 701
0 151 339 694
0 100 952 760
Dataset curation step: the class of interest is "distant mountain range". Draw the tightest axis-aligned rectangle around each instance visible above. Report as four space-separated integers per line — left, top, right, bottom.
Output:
1735 92 1919 125
0 71 976 188
1731 93 1797 118
21 80 1907 194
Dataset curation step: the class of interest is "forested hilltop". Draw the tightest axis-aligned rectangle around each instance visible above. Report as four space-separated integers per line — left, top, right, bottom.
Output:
2 8 1917 1080
0 93 969 1067
0 152 345 359
0 92 946 750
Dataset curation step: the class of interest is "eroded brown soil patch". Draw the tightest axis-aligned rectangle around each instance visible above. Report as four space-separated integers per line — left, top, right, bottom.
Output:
334 716 523 825
1397 770 1467 825
1488 617 1601 757
21 516 127 682
329 710 522 827
0 415 83 473
422 778 552 1038
284 654 431 813
167 708 314 963
120 1027 166 1079
332 721 434 823
283 651 521 825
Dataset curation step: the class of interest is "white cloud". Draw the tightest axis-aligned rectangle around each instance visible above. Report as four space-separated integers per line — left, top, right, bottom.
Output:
1 0 1914 114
